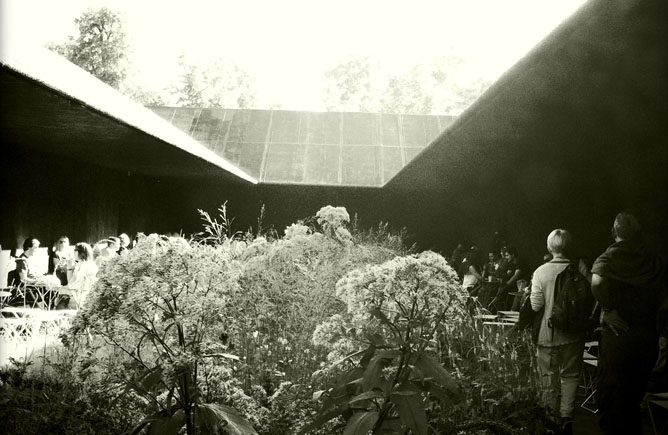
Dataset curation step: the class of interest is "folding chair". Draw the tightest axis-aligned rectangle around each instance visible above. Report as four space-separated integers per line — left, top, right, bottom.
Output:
580 342 599 413
647 393 668 435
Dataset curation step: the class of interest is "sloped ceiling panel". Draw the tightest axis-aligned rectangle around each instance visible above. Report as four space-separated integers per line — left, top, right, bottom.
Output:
150 107 455 186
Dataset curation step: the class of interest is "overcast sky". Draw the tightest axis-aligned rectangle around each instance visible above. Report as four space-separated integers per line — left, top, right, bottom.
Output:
2 0 587 110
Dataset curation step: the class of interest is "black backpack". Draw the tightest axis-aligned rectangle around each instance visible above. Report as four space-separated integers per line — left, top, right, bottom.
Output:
549 263 594 333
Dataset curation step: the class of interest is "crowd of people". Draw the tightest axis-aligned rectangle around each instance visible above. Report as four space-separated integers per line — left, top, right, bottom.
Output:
450 213 668 435
4 214 668 435
448 238 531 313
6 233 134 309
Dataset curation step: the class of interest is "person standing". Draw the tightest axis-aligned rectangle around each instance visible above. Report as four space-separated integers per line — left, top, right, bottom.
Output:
530 229 584 435
591 212 667 435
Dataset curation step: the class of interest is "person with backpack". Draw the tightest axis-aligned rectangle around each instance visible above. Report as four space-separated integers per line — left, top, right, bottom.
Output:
530 229 593 435
590 212 667 435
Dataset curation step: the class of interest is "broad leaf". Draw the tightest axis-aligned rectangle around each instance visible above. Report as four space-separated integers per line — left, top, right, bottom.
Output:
129 408 184 435
377 417 403 434
365 332 386 347
342 411 379 435
348 390 384 409
423 381 455 407
329 348 367 369
362 350 400 391
298 405 348 434
414 354 462 402
197 403 258 435
147 410 186 435
360 345 376 368
391 385 427 435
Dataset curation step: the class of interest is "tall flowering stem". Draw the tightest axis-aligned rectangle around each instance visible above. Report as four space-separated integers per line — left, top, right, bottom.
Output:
305 251 467 435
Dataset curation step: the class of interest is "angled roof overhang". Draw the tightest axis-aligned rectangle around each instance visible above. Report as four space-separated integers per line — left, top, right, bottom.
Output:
385 0 668 196
0 43 257 183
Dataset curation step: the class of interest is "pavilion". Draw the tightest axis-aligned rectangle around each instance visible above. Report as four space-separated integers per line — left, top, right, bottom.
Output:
1 0 666 269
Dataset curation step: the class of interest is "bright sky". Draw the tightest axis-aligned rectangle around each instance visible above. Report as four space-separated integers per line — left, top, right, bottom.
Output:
2 0 587 111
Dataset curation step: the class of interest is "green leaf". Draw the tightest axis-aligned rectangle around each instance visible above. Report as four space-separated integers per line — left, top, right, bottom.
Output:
342 411 379 435
365 332 387 347
360 345 376 368
348 390 384 409
329 348 367 369
140 366 163 392
391 385 427 435
362 350 400 391
377 417 403 434
147 410 186 435
197 403 258 435
129 408 184 435
422 381 455 407
414 354 462 403
298 405 348 434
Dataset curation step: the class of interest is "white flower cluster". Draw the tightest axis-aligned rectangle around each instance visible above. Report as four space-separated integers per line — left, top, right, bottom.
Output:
316 205 350 230
313 251 466 360
316 206 352 243
284 223 311 240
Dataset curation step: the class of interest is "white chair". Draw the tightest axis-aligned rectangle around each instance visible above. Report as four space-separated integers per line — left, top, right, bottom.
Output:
0 250 13 288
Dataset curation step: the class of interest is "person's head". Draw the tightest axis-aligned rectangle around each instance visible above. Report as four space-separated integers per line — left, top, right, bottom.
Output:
546 229 572 256
107 237 121 251
467 247 482 265
55 236 69 251
504 246 518 261
488 252 496 262
119 233 130 248
22 237 40 255
75 242 94 261
613 212 642 241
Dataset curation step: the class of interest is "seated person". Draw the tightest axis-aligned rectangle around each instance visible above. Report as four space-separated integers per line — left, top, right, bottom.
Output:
8 237 41 286
48 236 73 285
483 252 499 281
461 247 484 294
118 233 131 255
95 237 120 267
490 246 527 311
59 243 98 309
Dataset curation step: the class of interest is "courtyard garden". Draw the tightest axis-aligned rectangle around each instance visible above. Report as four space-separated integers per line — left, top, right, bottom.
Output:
0 205 547 434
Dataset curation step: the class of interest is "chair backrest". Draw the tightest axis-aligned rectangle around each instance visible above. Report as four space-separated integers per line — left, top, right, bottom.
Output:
31 247 49 276
0 250 13 288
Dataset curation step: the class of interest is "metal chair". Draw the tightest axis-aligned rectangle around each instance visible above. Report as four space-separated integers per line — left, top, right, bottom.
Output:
580 341 599 413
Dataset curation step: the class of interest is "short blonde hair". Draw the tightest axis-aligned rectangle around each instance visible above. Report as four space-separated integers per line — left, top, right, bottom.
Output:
547 229 572 255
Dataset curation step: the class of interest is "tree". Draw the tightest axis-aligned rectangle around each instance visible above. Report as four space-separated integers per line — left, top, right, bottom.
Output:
120 81 168 106
427 55 492 115
49 7 128 89
172 54 257 108
322 54 492 115
322 55 381 112
380 65 434 115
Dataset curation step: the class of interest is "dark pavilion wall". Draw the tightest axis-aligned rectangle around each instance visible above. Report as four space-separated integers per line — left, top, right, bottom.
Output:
0 146 401 252
1 147 160 251
2 141 665 272
385 0 668 271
